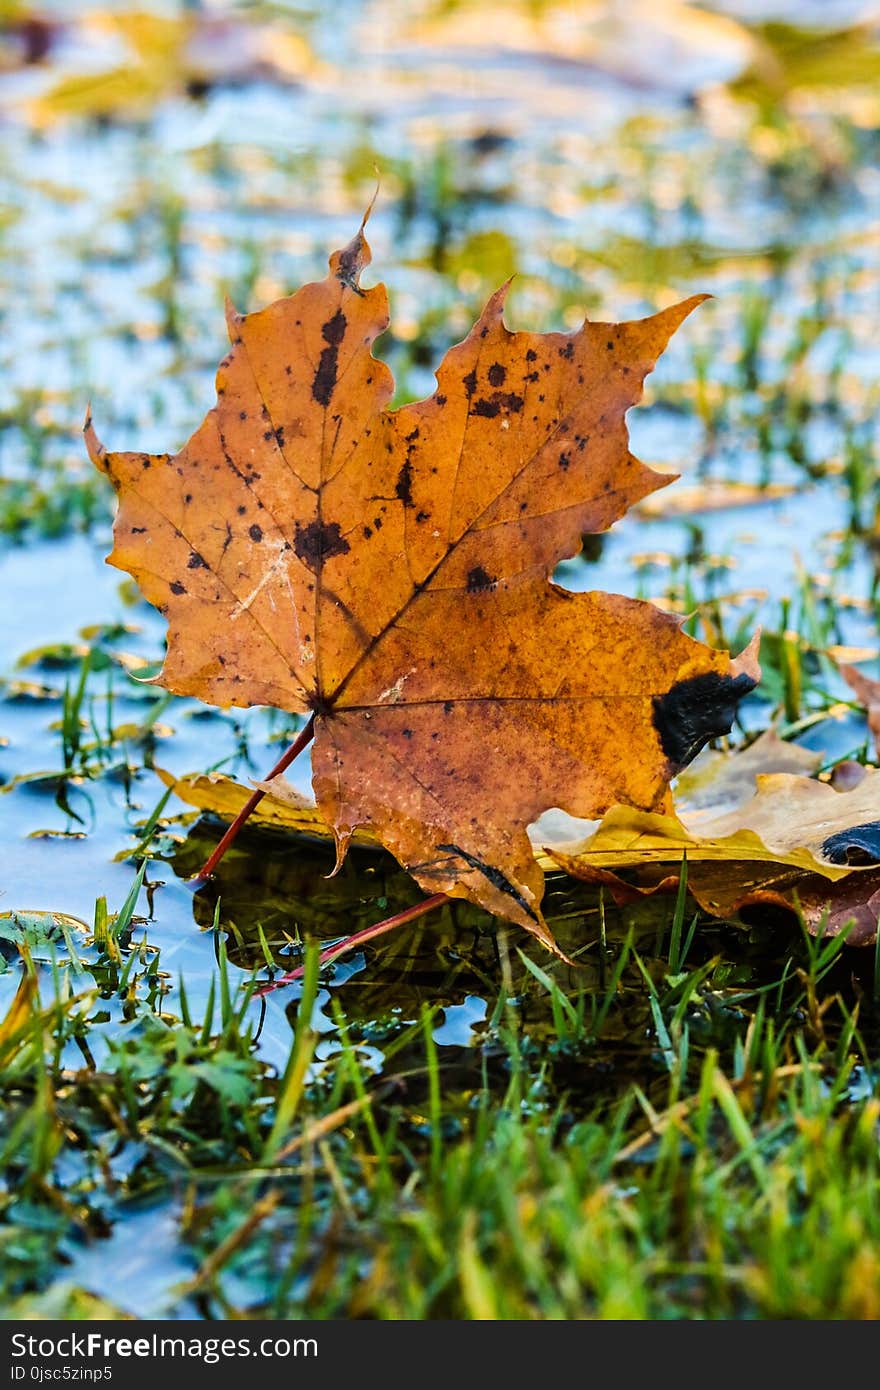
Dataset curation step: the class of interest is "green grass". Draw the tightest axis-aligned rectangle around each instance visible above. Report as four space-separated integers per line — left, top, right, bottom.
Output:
2 859 879 1319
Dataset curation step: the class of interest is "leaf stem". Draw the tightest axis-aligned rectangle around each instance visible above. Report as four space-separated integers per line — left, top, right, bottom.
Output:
255 892 450 996
190 713 316 883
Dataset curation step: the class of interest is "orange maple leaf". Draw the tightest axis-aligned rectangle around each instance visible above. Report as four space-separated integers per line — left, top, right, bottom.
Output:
86 216 759 955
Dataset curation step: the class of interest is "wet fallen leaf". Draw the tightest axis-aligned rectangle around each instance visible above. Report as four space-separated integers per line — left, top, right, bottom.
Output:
673 726 823 819
89 217 758 954
155 766 380 850
25 10 313 126
635 479 794 517
548 768 880 945
398 0 755 96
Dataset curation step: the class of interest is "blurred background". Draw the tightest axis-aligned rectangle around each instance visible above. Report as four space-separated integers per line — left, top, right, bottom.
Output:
1 0 879 646
1 0 879 970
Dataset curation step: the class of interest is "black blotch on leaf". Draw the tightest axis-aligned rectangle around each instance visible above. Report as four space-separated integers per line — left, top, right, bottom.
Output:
466 566 495 592
395 461 414 506
312 349 337 406
249 524 263 542
293 520 351 569
488 363 507 386
170 580 186 595
821 822 880 866
322 310 347 347
653 669 758 770
311 312 347 406
188 551 207 569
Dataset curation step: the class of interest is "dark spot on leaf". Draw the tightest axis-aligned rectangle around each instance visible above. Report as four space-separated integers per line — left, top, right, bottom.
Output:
473 398 499 418
249 524 263 542
821 822 880 866
558 452 570 471
526 349 537 362
466 566 494 592
436 393 447 407
559 342 575 360
443 701 453 714
653 669 758 770
607 340 614 351
239 410 248 420
188 551 207 569
263 429 274 441
463 371 477 397
499 392 523 413
395 461 414 506
322 310 347 346
402 728 413 739
293 520 350 569
488 363 507 386
363 525 373 539
416 510 430 523
237 505 247 515
170 581 186 595
184 493 192 504
312 349 337 406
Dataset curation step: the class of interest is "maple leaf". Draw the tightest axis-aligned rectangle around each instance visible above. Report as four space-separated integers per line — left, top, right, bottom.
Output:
86 217 759 954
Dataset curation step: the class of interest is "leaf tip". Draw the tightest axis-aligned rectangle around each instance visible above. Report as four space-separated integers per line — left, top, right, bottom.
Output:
83 406 108 472
224 295 243 337
361 175 381 232
327 829 351 878
732 628 762 686
475 278 513 334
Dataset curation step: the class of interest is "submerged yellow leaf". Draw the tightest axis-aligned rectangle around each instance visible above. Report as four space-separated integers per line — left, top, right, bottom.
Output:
155 766 379 849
